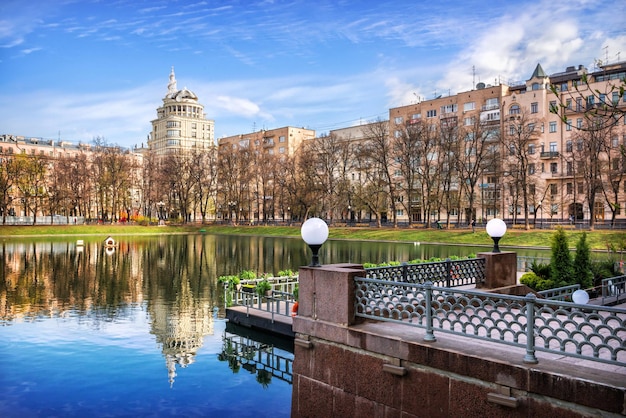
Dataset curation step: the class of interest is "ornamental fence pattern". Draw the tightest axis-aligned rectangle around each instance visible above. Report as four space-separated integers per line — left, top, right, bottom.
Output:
365 258 486 288
354 277 626 366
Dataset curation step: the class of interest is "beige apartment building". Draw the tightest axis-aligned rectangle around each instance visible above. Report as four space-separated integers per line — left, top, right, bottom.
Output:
217 126 315 222
149 68 215 156
0 134 144 222
388 62 626 226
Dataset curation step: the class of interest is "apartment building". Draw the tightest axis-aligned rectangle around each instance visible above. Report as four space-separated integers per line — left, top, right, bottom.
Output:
0 134 144 221
217 126 315 222
387 62 626 226
149 68 215 156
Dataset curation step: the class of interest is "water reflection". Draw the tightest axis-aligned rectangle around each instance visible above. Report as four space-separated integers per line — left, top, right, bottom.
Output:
219 323 294 386
0 234 547 417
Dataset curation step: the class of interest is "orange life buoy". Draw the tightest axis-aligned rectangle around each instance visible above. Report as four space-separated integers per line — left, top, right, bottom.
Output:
291 302 299 317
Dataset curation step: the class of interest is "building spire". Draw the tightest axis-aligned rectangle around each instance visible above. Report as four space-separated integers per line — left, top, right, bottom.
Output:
168 67 177 95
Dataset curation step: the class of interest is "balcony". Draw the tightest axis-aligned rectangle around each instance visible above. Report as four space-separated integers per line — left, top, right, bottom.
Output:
540 151 559 159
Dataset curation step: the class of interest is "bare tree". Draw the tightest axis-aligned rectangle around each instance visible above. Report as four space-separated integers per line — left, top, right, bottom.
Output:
393 121 427 226
14 154 48 224
456 117 500 225
361 119 398 226
571 118 614 230
601 131 626 227
501 112 541 229
192 147 218 224
0 154 19 224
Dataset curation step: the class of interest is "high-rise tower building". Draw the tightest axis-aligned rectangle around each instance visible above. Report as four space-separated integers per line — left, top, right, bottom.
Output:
149 68 215 156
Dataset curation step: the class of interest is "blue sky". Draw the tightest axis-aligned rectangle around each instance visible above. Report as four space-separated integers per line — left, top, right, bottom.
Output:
1 0 625 148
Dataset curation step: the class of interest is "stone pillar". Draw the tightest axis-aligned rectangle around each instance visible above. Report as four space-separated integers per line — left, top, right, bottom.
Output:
294 263 364 328
476 251 517 289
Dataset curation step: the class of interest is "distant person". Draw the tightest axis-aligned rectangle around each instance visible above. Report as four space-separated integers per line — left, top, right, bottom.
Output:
471 219 476 233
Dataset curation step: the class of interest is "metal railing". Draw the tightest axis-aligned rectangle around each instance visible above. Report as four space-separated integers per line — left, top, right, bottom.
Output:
365 258 486 287
229 277 299 322
602 275 626 305
354 277 626 366
538 284 580 301
219 332 293 383
517 256 551 272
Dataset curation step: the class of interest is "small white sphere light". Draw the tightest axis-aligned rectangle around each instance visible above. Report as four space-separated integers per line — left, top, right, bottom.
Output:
301 217 329 267
572 289 589 305
486 218 507 253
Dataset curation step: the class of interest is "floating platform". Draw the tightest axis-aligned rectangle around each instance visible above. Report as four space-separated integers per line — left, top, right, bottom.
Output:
225 305 294 338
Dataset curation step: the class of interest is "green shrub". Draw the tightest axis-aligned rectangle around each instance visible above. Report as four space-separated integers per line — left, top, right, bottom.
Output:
530 261 551 280
550 227 573 287
293 284 299 301
520 272 557 291
573 232 593 289
278 269 296 277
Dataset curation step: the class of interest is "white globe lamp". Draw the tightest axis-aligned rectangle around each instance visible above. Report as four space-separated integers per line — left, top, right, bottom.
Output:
301 217 329 267
485 218 507 253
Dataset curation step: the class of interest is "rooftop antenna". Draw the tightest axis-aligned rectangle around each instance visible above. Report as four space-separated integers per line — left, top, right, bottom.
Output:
472 65 476 88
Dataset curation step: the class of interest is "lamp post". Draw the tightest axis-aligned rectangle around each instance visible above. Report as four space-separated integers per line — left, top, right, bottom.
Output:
486 218 507 253
157 201 165 225
301 217 329 267
540 200 543 229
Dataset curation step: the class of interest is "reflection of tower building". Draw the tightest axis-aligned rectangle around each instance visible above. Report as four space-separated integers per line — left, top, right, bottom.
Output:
148 277 215 386
149 67 215 157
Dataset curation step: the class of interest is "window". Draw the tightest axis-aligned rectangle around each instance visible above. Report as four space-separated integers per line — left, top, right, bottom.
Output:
576 98 583 111
532 83 540 90
549 100 557 112
550 184 558 195
561 83 568 92
166 130 180 137
567 183 573 194
426 109 437 118
279 136 286 142
566 120 572 131
279 147 285 154
529 184 536 195
549 142 557 152
550 162 558 173
566 98 572 109
567 161 573 175
441 104 457 114
528 163 535 174
549 121 557 133
394 116 403 124
509 144 516 155
509 104 520 114
531 102 538 113
485 98 499 110
576 118 583 129
612 136 619 148
576 140 583 151
528 144 535 154
464 117 474 126
578 182 584 194
613 92 620 105
394 130 402 138
463 102 475 111
528 123 535 132
396 209 404 216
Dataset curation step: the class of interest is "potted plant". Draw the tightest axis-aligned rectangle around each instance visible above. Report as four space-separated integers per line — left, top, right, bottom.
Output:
256 279 272 296
291 284 299 316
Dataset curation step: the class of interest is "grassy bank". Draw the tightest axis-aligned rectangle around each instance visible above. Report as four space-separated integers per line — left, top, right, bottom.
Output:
0 223 623 251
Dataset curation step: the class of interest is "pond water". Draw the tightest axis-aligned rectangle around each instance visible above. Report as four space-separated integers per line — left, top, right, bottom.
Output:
0 234 548 417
